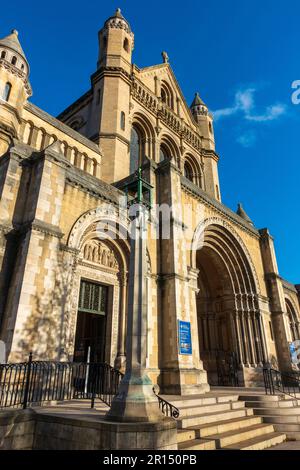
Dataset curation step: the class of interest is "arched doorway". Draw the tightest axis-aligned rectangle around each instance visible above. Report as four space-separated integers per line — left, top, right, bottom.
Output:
194 223 267 386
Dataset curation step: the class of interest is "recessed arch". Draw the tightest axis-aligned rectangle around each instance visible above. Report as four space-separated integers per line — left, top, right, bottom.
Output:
286 297 300 342
130 112 155 171
161 80 174 110
159 133 181 166
184 153 203 188
191 219 265 382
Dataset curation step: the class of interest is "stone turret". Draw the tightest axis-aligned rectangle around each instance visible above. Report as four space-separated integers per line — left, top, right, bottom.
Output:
0 29 32 155
97 8 134 74
94 9 134 182
190 92 214 148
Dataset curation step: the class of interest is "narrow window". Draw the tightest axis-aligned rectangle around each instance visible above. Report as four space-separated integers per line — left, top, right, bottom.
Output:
120 111 125 130
130 126 141 173
216 184 220 200
184 162 194 183
269 321 274 341
11 56 17 66
97 89 101 105
123 38 129 53
0 51 6 59
2 82 12 102
159 146 168 162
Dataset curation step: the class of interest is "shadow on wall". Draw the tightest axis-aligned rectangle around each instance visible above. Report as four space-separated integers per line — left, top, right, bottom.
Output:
17 254 77 362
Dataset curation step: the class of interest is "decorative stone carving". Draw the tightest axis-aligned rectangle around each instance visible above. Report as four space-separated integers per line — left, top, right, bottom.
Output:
82 240 118 270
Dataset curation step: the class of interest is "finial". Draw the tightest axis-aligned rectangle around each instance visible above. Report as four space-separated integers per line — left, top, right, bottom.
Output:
11 29 18 36
161 51 169 64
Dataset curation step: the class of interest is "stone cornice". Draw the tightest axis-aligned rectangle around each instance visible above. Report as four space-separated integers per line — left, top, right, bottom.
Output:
65 165 124 206
181 175 260 238
281 278 298 294
158 273 189 283
155 159 181 176
0 59 32 95
91 66 132 85
60 243 80 255
15 219 64 239
98 132 130 146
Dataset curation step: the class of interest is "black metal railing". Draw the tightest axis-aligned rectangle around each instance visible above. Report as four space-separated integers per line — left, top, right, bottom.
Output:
153 387 180 419
0 353 123 410
263 367 300 399
0 354 180 419
216 350 239 387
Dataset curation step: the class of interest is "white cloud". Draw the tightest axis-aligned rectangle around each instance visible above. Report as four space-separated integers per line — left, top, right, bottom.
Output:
235 88 255 113
245 103 286 122
213 87 286 123
236 131 257 148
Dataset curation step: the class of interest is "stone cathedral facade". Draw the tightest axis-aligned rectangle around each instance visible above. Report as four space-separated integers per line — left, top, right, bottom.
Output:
0 9 299 393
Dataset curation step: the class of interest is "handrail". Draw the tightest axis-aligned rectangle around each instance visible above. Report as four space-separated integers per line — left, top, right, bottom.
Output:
152 387 180 419
0 354 180 418
0 355 123 410
263 367 300 399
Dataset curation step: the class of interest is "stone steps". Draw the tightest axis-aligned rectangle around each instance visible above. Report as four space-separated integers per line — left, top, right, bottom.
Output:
240 393 300 441
251 406 300 415
175 391 286 450
163 394 239 409
207 423 275 448
179 400 245 417
178 438 216 451
195 415 263 438
177 407 253 429
245 399 300 408
223 432 286 450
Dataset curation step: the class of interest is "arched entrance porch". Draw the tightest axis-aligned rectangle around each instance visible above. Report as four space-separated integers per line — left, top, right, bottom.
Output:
192 221 267 387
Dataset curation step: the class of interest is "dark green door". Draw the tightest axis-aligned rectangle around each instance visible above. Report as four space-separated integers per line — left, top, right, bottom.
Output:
74 280 108 363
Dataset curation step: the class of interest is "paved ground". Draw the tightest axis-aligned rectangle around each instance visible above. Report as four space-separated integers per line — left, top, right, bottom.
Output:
268 441 300 450
33 399 109 422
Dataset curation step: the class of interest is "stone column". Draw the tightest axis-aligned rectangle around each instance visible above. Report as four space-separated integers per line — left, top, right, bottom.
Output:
114 272 128 372
107 203 164 422
259 228 292 371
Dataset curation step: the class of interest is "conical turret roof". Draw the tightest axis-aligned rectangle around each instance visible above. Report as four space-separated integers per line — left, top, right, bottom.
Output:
104 8 132 33
191 92 206 108
0 29 27 62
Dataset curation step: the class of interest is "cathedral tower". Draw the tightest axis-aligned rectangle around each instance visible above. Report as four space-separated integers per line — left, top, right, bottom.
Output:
190 93 221 201
0 29 32 154
92 8 134 182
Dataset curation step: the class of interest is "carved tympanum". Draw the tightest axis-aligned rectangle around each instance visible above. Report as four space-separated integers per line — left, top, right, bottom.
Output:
82 240 118 269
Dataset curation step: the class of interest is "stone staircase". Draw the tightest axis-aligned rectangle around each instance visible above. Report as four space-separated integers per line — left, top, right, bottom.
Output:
240 393 300 441
162 392 286 450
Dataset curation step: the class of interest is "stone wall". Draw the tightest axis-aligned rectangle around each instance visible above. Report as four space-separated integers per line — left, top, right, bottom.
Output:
0 409 35 449
0 409 177 450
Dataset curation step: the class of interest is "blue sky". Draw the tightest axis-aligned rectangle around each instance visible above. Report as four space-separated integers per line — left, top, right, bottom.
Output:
2 0 300 283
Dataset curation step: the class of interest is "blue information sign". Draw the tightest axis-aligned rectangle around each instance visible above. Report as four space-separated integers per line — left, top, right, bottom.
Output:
178 320 192 355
